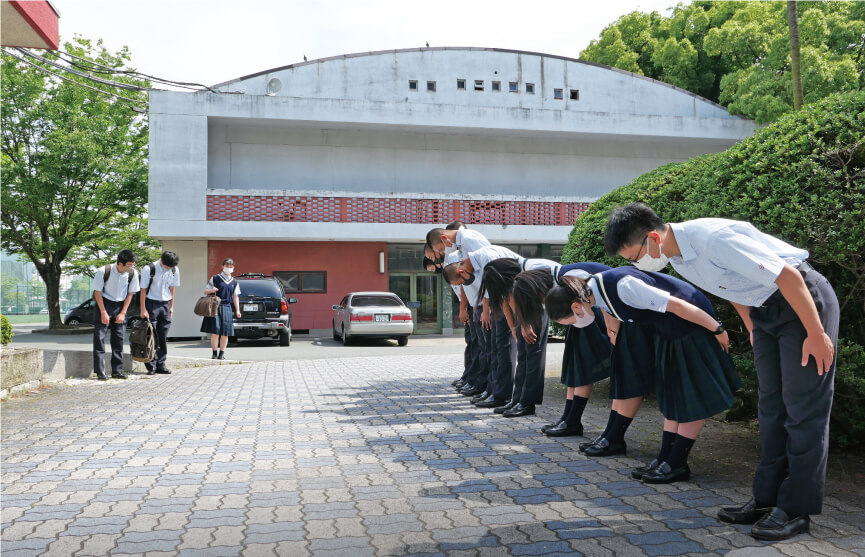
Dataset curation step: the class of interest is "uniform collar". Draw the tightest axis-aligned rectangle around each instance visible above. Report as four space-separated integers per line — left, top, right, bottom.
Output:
219 273 234 282
669 222 697 262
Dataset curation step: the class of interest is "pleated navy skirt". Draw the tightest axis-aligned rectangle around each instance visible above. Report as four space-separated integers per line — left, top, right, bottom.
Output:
609 322 657 400
654 328 741 423
200 304 235 336
560 307 612 388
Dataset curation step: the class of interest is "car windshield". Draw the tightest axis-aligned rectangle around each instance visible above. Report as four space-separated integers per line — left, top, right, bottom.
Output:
351 296 403 307
238 280 282 298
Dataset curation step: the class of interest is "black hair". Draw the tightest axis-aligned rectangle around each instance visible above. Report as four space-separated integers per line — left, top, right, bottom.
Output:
222 258 235 266
512 270 554 327
117 249 137 264
604 202 666 256
443 262 462 285
478 259 521 313
161 251 180 267
544 276 588 322
425 228 447 249
446 221 465 230
422 256 442 273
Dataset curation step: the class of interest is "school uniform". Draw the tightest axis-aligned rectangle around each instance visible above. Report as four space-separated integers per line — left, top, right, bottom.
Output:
590 267 741 423
450 228 491 258
666 218 839 518
140 261 180 372
91 265 140 379
200 274 240 336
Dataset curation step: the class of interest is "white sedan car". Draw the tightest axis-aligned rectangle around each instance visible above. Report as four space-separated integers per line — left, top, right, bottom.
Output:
332 292 413 346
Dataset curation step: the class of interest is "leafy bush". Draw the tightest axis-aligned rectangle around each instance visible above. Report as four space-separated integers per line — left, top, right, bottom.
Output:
563 91 865 448
1 314 12 346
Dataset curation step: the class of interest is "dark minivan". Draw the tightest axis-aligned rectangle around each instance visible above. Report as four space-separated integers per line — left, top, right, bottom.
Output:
232 274 297 346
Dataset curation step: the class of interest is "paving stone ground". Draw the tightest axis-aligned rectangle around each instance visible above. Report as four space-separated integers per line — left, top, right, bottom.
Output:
2 354 864 557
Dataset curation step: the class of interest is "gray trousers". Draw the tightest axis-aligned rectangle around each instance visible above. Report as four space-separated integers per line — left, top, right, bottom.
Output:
750 269 839 517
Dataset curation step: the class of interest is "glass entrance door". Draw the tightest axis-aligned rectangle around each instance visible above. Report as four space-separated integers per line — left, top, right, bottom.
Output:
388 273 441 334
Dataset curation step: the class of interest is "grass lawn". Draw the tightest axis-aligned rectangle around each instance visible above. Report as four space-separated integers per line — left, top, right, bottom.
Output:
3 315 50 325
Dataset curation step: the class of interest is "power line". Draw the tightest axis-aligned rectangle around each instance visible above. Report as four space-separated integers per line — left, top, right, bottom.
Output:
1 48 148 107
15 47 150 92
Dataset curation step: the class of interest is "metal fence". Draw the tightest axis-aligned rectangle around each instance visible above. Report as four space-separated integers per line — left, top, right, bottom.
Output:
1 285 92 315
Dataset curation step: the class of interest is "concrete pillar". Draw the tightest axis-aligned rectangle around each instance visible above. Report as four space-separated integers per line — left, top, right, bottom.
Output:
161 240 208 338
441 278 453 336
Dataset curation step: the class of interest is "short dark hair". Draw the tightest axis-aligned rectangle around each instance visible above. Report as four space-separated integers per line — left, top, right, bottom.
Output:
446 221 465 230
117 249 137 264
478 259 521 313
422 256 441 273
604 202 666 256
161 251 180 267
425 228 447 249
443 262 461 285
222 258 235 266
544 276 583 321
512 270 553 327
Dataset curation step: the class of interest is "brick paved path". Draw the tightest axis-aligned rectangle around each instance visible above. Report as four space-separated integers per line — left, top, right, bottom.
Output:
2 355 864 556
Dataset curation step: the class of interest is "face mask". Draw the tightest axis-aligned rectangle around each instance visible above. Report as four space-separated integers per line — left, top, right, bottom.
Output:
222 267 233 276
461 272 476 286
572 306 596 328
634 237 669 272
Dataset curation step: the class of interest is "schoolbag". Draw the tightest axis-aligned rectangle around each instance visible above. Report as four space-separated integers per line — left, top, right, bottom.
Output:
128 318 156 363
102 264 134 293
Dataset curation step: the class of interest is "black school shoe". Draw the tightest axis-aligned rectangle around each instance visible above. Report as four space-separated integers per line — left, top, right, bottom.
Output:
717 499 772 525
630 459 660 480
475 397 508 408
155 368 172 374
540 420 562 433
545 422 583 437
461 386 485 397
750 508 810 541
111 372 128 379
641 461 690 484
582 437 626 457
95 373 109 381
494 401 517 414
579 435 604 452
502 403 535 418
471 390 491 404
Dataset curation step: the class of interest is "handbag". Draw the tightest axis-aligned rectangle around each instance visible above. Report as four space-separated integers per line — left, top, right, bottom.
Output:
194 294 221 317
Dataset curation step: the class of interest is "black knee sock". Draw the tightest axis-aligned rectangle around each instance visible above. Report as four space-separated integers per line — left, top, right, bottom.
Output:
559 398 574 423
564 396 589 427
601 410 618 438
665 434 696 469
657 430 677 463
604 413 633 444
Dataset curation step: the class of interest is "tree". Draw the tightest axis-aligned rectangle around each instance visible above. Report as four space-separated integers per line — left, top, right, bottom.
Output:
788 1 804 110
1 37 150 328
580 1 865 123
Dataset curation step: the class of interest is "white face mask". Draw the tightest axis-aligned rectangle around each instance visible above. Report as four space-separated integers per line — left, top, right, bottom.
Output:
634 237 669 272
222 267 233 276
572 306 596 328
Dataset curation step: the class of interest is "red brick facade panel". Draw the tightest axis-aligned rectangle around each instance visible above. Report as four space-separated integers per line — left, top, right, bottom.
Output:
207 196 589 226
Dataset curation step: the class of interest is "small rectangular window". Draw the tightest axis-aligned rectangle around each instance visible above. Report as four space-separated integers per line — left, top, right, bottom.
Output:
427 81 436 92
509 81 518 93
474 80 484 91
274 271 327 293
492 81 501 92
570 89 580 100
456 78 466 90
554 88 563 100
526 83 535 94
408 80 418 91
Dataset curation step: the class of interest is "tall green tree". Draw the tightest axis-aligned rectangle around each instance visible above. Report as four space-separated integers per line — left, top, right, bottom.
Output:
788 1 804 110
580 1 865 123
1 37 150 328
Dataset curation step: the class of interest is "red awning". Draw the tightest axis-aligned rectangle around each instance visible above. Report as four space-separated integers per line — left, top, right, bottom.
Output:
1 0 60 50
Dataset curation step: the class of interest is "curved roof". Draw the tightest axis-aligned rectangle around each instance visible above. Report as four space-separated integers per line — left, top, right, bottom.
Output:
211 46 737 116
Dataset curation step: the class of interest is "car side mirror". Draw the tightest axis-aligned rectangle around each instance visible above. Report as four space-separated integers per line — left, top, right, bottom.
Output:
288 297 298 304
332 305 342 310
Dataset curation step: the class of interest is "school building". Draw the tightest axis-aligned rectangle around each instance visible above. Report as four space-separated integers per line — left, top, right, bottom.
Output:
148 47 758 338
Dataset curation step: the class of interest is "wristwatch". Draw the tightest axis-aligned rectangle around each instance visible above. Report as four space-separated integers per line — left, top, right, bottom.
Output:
712 323 725 335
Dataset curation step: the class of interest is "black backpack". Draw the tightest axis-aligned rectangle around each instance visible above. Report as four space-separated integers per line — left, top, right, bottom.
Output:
128 318 156 363
102 264 134 292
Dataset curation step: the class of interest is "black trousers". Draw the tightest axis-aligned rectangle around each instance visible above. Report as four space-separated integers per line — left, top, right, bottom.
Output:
489 316 514 400
750 269 839 517
513 313 549 406
144 299 172 371
460 306 474 381
466 306 489 390
93 299 126 377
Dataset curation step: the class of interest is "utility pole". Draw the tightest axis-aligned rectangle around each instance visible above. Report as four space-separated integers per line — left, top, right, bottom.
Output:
788 0 804 110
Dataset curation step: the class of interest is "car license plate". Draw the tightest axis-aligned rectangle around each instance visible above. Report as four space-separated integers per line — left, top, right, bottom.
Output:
375 314 389 322
243 303 258 312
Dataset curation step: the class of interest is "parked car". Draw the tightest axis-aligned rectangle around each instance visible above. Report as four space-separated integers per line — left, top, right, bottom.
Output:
332 292 413 346
230 274 297 346
64 295 142 326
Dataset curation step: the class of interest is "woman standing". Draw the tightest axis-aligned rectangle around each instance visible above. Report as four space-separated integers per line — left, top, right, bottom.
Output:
200 258 241 360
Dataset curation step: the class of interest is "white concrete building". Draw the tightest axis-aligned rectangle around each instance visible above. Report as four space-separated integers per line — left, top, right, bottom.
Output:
148 47 758 338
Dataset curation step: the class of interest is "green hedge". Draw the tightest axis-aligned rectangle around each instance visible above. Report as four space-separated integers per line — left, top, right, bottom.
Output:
562 91 865 448
1 314 12 346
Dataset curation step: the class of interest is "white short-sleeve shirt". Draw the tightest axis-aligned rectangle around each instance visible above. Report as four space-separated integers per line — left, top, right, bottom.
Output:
522 258 560 273
454 228 491 256
141 261 180 302
91 264 141 302
467 245 522 279
669 219 808 306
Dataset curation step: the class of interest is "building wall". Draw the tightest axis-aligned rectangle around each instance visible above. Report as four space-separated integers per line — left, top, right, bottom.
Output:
206 240 388 331
161 240 209 339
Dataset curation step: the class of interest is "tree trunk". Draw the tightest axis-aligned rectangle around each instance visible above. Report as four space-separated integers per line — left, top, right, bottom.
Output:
40 264 64 329
788 0 804 110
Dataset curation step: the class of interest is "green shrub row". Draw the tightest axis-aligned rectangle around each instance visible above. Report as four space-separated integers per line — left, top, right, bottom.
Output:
1 314 12 346
562 91 865 448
